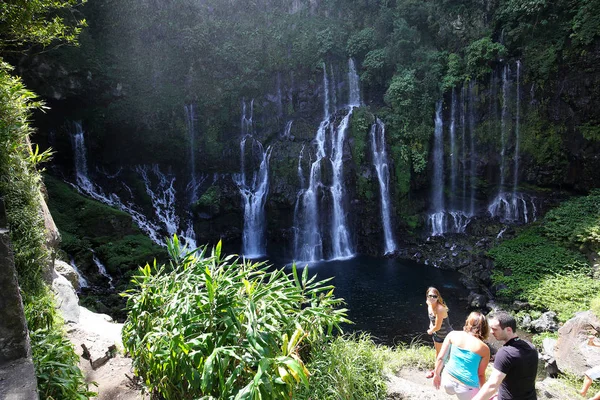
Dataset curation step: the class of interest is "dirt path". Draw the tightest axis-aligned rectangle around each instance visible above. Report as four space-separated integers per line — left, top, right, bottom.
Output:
66 307 148 400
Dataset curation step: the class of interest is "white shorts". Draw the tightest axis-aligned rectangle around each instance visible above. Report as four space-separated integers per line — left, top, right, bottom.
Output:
441 372 480 400
586 366 600 380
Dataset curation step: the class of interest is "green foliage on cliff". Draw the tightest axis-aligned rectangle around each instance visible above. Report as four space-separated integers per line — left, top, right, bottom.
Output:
544 190 600 252
45 175 165 277
0 62 93 398
490 191 600 322
123 239 349 399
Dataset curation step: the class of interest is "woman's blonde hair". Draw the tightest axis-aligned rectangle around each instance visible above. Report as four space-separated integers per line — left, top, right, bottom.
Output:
426 287 448 310
463 311 489 341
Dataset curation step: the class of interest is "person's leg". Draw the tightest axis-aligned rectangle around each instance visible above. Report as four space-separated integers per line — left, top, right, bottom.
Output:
426 338 443 378
582 375 593 396
590 391 600 400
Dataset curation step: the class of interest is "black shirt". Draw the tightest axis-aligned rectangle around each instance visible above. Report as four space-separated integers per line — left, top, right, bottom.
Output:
494 337 538 400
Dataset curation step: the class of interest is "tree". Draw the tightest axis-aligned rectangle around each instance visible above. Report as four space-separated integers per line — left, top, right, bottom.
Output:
0 0 86 52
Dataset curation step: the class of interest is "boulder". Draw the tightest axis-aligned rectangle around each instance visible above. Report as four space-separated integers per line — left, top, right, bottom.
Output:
54 259 80 291
531 311 559 333
52 274 80 324
467 292 488 309
555 311 600 376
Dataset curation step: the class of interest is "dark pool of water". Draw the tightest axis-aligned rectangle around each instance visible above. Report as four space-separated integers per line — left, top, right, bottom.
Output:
267 254 471 347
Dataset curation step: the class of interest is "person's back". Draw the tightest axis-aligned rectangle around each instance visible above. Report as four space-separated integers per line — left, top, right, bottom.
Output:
445 331 489 388
495 337 538 400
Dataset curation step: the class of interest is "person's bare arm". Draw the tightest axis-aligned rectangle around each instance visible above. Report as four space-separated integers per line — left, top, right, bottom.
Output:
433 333 453 389
471 367 506 400
477 347 490 387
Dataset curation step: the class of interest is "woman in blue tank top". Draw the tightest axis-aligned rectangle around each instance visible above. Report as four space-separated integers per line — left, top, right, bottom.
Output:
432 311 491 400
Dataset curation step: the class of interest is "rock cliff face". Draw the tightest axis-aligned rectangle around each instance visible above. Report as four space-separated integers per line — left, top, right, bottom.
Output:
17 38 600 261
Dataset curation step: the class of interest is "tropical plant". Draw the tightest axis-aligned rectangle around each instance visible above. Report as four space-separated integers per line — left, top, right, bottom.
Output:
122 238 349 400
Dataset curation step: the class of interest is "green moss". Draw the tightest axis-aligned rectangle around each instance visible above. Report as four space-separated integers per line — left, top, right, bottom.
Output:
196 185 222 214
579 123 600 142
44 174 166 275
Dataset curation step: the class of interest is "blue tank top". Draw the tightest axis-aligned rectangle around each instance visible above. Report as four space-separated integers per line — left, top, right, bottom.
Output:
445 346 482 388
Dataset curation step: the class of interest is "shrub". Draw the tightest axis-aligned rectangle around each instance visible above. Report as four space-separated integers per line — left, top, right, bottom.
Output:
122 238 349 400
543 190 600 252
488 226 586 300
526 270 600 322
295 334 387 400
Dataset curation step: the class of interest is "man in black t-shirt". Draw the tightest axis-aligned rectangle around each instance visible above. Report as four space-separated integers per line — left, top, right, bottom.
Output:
472 311 538 400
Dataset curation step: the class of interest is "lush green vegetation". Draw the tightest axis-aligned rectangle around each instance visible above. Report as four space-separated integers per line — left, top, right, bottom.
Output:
0 1 95 398
489 191 600 323
123 239 349 399
0 62 93 398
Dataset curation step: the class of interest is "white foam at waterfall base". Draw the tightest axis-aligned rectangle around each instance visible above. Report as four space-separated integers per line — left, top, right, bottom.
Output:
427 211 471 237
488 192 537 223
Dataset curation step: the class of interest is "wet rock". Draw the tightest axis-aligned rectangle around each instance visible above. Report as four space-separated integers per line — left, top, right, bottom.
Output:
55 259 81 291
467 292 488 309
512 300 532 311
531 311 559 333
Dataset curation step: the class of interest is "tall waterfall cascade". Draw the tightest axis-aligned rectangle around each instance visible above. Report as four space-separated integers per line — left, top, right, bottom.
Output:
370 119 397 254
428 100 471 236
235 99 272 258
488 61 536 223
293 61 358 262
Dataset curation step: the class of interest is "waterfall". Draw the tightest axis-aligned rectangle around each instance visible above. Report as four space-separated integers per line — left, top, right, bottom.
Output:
348 58 361 107
235 137 271 258
72 122 95 194
461 85 467 213
323 63 330 118
293 61 357 262
428 101 444 235
294 120 328 262
330 109 354 260
513 60 521 194
449 89 457 208
70 122 197 247
282 120 294 140
488 61 534 224
92 251 113 288
370 119 397 254
330 64 337 111
431 100 444 213
136 164 197 248
184 104 199 204
499 64 510 191
468 80 477 216
235 99 271 258
70 257 89 289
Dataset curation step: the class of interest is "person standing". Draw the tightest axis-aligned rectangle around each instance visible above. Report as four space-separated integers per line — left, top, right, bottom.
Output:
579 335 600 400
433 311 491 399
472 311 538 400
425 287 452 378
